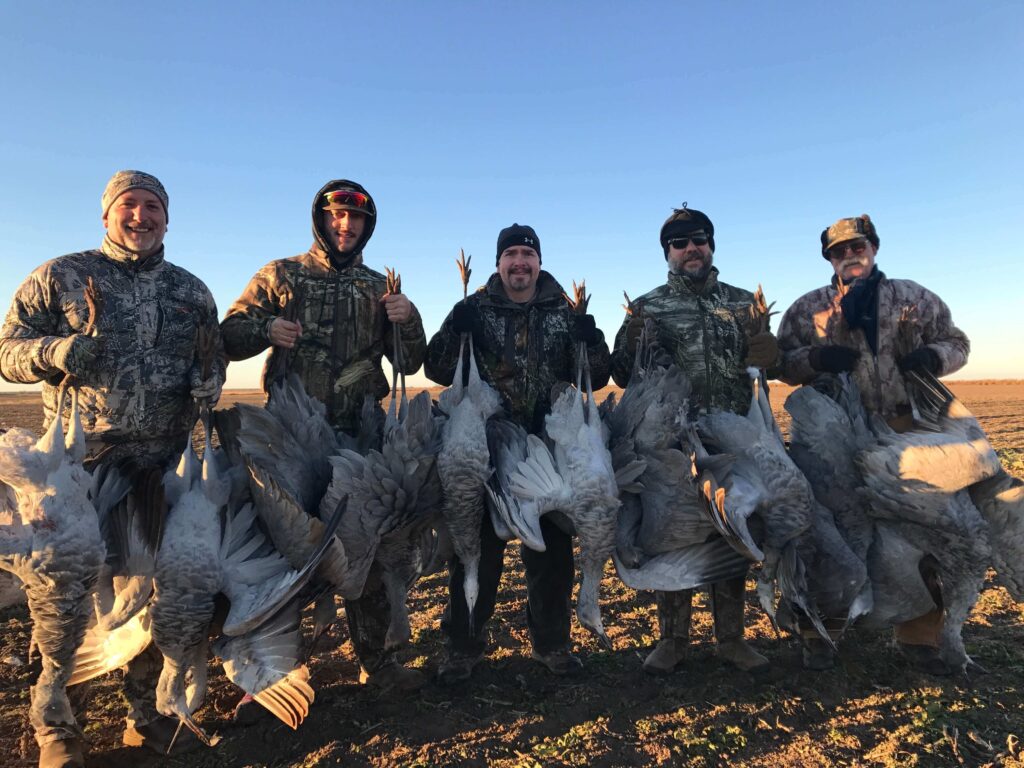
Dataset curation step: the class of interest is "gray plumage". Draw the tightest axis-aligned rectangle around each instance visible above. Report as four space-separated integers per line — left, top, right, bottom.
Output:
602 363 748 590
0 389 106 743
436 339 502 619
543 383 620 649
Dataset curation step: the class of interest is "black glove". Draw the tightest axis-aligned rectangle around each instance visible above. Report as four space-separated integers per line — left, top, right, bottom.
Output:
451 302 478 336
808 345 860 373
45 334 100 377
571 314 599 345
898 346 941 375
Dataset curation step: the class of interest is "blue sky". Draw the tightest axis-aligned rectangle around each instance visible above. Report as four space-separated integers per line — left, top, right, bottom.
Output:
1 1 1021 391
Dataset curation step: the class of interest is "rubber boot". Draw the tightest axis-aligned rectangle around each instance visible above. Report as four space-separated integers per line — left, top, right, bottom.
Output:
38 738 84 768
712 577 769 672
643 590 692 676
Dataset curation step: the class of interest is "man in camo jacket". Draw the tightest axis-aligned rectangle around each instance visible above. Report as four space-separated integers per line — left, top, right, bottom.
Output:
777 213 970 674
611 205 777 678
220 179 427 693
425 223 610 684
0 170 224 766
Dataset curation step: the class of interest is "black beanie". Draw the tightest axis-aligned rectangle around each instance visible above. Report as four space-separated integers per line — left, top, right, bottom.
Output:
496 223 541 265
660 206 715 258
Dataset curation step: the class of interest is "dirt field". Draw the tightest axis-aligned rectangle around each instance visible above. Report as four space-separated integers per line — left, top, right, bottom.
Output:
1 383 1022 767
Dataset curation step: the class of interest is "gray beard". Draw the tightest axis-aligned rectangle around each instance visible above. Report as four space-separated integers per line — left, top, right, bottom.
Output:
670 257 713 282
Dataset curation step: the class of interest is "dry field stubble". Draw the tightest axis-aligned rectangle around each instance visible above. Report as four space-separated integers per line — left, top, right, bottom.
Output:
0 382 1022 767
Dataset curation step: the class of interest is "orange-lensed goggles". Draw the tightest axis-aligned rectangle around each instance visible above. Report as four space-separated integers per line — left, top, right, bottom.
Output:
322 190 370 210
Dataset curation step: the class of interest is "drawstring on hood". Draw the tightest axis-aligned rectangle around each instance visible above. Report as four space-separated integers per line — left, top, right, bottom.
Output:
311 179 377 270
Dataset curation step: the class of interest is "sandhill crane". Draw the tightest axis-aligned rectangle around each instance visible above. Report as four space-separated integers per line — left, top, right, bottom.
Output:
0 387 105 750
436 251 503 621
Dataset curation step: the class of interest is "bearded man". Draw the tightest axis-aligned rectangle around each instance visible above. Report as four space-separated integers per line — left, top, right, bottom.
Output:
610 204 776 678
424 223 610 684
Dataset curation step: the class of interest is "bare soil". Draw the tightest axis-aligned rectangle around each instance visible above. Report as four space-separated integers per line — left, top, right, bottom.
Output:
1 383 1022 767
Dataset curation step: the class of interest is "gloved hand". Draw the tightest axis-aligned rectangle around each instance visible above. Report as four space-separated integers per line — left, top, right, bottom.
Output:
808 345 861 373
745 331 779 369
451 302 478 336
45 334 99 378
898 346 940 375
571 314 599 345
624 315 645 353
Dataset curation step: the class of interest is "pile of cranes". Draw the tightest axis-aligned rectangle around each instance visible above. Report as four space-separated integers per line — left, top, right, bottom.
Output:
1 272 1021 752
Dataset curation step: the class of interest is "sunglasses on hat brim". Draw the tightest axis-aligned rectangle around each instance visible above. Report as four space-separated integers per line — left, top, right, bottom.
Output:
667 234 709 249
322 190 370 210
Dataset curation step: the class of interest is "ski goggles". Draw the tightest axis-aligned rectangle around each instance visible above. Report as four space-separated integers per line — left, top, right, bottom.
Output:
322 189 370 211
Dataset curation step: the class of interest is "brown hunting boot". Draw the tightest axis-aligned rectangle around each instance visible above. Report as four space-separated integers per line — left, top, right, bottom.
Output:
643 589 693 676
38 738 84 768
712 577 769 673
359 660 427 692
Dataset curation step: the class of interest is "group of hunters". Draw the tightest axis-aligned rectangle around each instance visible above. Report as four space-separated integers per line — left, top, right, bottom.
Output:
0 171 970 767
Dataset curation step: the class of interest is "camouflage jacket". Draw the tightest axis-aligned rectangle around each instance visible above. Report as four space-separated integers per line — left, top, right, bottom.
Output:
610 268 762 416
0 238 223 448
424 271 610 434
777 274 969 422
220 248 426 433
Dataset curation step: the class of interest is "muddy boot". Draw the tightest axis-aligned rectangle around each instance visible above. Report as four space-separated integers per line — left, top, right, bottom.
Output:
643 590 692 676
123 716 202 755
802 638 836 671
897 643 953 677
437 652 484 686
38 738 84 768
712 577 769 673
359 660 427 692
531 647 583 676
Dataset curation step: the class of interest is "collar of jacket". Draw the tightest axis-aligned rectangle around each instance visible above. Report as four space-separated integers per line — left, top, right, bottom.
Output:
830 265 885 295
666 266 720 296
100 236 165 271
480 270 566 308
306 244 365 273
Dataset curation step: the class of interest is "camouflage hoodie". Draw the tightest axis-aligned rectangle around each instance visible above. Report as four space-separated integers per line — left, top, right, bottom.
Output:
610 268 761 416
424 271 610 434
0 238 223 445
220 180 426 433
777 273 969 422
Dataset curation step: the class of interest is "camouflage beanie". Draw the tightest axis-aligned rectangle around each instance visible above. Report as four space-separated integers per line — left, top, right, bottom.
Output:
101 170 169 222
496 223 541 265
660 205 715 257
820 214 879 259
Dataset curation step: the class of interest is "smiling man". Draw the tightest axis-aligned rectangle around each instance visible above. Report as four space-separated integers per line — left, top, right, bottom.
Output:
424 223 609 684
777 214 970 674
221 179 427 695
0 170 224 767
610 204 778 679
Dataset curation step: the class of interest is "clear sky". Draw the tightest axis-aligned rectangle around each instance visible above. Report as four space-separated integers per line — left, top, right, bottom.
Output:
1 1 1021 391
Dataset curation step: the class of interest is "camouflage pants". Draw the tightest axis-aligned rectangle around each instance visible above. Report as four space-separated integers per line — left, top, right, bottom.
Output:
345 562 399 673
443 513 574 657
121 642 164 729
655 572 750 643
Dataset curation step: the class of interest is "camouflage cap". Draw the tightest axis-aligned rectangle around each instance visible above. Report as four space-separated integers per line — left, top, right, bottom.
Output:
820 214 879 258
101 170 169 221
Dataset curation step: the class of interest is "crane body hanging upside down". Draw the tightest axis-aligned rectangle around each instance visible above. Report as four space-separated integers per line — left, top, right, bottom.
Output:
0 389 106 751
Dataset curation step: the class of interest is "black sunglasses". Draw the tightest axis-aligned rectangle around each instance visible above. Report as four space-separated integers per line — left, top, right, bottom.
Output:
667 235 709 249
